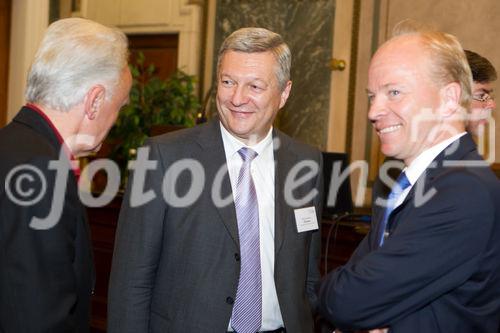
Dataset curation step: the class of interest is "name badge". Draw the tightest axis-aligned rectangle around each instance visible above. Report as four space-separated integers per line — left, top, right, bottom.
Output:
294 206 319 233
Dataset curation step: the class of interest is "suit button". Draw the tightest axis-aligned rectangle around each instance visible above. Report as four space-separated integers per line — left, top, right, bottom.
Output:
226 297 234 304
234 253 240 261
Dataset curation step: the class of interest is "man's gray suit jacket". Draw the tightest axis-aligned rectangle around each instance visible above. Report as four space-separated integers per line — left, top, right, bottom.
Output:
108 120 322 333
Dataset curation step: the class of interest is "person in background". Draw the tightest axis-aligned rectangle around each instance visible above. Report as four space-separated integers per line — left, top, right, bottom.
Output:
464 49 497 137
319 21 500 333
108 27 322 333
0 17 131 331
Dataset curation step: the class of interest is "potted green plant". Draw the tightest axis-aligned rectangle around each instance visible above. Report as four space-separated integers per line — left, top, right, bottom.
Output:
107 52 201 181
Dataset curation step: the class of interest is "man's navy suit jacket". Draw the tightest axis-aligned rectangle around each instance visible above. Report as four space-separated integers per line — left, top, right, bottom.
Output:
320 134 500 333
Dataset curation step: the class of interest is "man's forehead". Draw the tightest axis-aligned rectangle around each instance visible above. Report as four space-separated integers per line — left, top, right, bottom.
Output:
370 34 431 71
473 81 494 92
368 38 430 83
373 35 425 63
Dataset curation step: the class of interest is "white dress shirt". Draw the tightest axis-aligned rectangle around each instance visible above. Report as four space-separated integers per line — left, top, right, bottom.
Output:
395 132 467 208
220 124 284 331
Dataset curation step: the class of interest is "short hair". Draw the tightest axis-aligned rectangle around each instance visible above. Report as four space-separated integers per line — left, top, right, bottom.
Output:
464 50 497 83
392 19 472 110
25 18 129 112
216 27 291 91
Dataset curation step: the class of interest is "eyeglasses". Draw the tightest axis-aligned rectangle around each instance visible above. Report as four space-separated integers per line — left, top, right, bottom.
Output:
472 92 495 103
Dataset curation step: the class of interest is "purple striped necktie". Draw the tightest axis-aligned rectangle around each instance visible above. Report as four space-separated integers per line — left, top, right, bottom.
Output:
231 147 262 333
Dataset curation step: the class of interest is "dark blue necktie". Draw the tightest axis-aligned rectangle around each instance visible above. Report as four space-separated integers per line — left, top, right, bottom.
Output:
231 147 262 333
378 172 411 247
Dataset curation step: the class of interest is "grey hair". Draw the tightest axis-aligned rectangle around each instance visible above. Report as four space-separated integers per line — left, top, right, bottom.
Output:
25 17 129 111
392 19 472 110
217 27 291 90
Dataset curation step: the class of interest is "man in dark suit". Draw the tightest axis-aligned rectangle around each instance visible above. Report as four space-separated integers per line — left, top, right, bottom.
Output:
0 18 131 332
319 21 500 333
108 27 322 333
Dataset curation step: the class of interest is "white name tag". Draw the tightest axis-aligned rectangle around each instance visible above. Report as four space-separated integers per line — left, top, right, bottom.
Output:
294 206 319 233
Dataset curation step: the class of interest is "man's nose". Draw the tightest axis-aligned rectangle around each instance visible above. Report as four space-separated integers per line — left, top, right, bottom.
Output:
368 95 386 122
231 86 249 106
487 97 496 111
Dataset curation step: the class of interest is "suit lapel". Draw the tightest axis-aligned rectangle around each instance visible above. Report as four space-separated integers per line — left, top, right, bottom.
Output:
370 203 386 249
195 120 239 248
273 130 297 254
399 133 477 209
194 122 314 251
387 134 480 232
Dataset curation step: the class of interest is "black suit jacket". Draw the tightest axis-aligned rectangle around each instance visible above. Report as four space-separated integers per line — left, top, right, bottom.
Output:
108 120 322 333
319 134 500 333
0 107 94 332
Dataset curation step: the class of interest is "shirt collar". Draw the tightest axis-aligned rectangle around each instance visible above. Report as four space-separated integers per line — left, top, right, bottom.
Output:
26 103 66 146
404 132 467 185
219 122 273 159
25 103 81 179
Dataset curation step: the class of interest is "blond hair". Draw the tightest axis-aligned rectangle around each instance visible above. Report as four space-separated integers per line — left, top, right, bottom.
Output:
392 19 472 110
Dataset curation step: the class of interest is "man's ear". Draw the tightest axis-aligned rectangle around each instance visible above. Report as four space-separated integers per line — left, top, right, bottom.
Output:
84 85 105 120
279 80 292 109
440 82 461 117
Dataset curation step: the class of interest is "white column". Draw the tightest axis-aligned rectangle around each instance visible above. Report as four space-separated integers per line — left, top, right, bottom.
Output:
7 0 49 121
326 0 354 152
172 0 203 77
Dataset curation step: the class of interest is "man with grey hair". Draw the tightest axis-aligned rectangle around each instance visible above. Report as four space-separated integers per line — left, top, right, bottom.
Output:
109 27 322 333
0 17 131 331
319 21 500 333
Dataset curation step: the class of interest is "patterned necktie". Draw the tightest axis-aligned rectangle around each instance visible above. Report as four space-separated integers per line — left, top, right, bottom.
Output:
378 172 411 247
231 147 262 333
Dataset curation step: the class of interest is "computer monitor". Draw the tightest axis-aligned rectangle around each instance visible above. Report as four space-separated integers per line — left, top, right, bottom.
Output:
321 152 354 218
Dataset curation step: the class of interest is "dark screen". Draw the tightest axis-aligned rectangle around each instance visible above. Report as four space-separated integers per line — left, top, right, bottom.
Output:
321 152 354 218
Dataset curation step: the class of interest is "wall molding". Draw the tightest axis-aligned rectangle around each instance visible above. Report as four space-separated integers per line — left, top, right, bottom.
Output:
7 0 49 121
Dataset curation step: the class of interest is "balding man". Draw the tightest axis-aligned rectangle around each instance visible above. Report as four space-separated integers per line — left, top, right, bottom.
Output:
319 21 500 333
